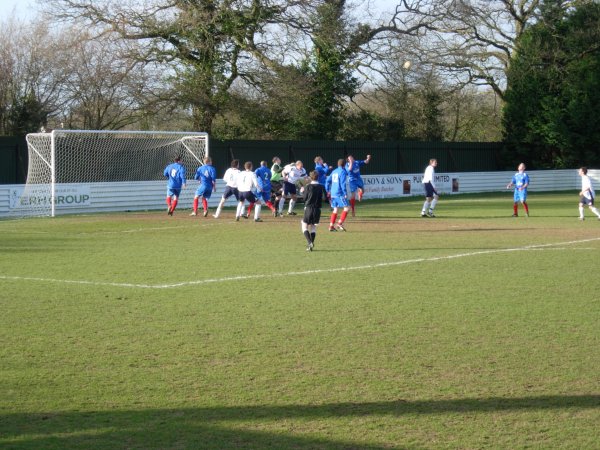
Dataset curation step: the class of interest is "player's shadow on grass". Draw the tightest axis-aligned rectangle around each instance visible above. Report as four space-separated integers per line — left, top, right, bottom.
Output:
1 395 599 449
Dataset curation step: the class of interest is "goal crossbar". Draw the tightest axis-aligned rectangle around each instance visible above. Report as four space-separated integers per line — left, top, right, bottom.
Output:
18 129 209 217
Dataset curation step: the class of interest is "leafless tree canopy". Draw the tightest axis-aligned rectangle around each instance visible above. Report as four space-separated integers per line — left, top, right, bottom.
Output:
7 0 582 137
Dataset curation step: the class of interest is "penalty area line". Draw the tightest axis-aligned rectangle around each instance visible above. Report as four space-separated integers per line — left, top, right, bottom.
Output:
1 237 599 290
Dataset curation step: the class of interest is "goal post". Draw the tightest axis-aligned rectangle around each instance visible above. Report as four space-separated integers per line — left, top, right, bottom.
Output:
16 130 209 217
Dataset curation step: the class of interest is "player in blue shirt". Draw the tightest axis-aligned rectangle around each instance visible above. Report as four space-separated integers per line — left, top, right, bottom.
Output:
325 159 350 231
345 154 371 216
314 156 331 185
506 163 530 217
190 156 217 217
163 156 186 216
247 161 278 217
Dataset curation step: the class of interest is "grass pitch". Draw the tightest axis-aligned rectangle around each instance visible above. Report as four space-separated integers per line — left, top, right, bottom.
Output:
1 192 599 449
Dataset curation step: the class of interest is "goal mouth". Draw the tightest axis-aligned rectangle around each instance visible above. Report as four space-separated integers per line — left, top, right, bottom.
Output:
15 130 209 217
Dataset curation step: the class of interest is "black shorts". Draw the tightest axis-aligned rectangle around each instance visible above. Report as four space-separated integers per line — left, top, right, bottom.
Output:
283 181 297 196
580 195 594 206
303 206 321 225
222 186 239 200
271 182 283 196
424 182 437 197
239 191 257 203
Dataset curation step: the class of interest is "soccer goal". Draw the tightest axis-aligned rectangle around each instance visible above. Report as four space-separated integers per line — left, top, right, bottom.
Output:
16 130 209 217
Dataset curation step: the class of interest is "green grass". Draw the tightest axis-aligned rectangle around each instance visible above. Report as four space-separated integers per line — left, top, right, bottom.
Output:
1 192 599 449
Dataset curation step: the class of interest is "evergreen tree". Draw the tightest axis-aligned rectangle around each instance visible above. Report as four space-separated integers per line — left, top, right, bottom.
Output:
503 1 600 167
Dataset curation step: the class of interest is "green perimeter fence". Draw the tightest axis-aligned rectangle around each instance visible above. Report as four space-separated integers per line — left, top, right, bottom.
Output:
0 136 504 184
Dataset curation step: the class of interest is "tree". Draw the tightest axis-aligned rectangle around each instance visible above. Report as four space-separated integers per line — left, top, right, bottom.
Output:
300 0 359 139
57 30 165 130
503 1 600 167
376 0 545 100
0 18 71 134
46 0 297 133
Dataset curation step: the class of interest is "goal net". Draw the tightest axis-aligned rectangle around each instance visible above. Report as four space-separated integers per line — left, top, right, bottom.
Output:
16 130 208 217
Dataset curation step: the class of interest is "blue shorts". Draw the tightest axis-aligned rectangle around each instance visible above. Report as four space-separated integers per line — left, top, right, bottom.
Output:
167 187 181 198
330 196 349 208
195 185 212 199
514 189 527 203
348 179 364 193
257 190 271 202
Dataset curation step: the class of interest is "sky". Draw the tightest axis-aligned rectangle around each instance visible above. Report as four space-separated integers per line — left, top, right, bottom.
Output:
0 0 33 20
0 0 393 22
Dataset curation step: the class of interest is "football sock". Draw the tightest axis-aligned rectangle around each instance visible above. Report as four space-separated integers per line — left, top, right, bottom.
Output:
236 202 244 218
278 197 285 213
579 206 584 218
330 213 338 227
289 199 296 213
266 201 275 211
430 198 438 210
311 231 316 243
254 204 262 220
339 210 348 224
171 198 178 211
247 202 255 216
591 206 600 218
214 200 224 218
303 230 312 245
513 203 518 215
422 200 430 214
202 198 208 212
523 202 529 214
166 197 172 208
192 197 199 212
358 190 363 201
350 198 356 213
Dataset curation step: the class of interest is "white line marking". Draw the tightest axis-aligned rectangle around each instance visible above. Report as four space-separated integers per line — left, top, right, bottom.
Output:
1 237 598 289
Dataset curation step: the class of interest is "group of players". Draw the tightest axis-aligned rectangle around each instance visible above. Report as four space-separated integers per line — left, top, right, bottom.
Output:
163 154 372 250
163 154 600 251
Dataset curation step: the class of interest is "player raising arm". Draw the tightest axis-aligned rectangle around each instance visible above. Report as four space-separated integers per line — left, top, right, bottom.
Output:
345 154 371 216
314 156 331 185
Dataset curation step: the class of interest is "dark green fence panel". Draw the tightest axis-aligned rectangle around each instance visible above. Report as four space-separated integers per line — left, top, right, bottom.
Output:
1 136 503 184
0 136 28 184
211 140 503 176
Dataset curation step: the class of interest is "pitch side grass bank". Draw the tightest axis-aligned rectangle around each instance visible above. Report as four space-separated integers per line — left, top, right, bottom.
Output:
1 192 599 449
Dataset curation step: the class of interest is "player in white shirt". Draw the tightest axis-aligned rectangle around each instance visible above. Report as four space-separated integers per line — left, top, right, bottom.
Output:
235 161 262 222
578 167 600 220
278 160 308 216
213 159 240 218
421 158 439 218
